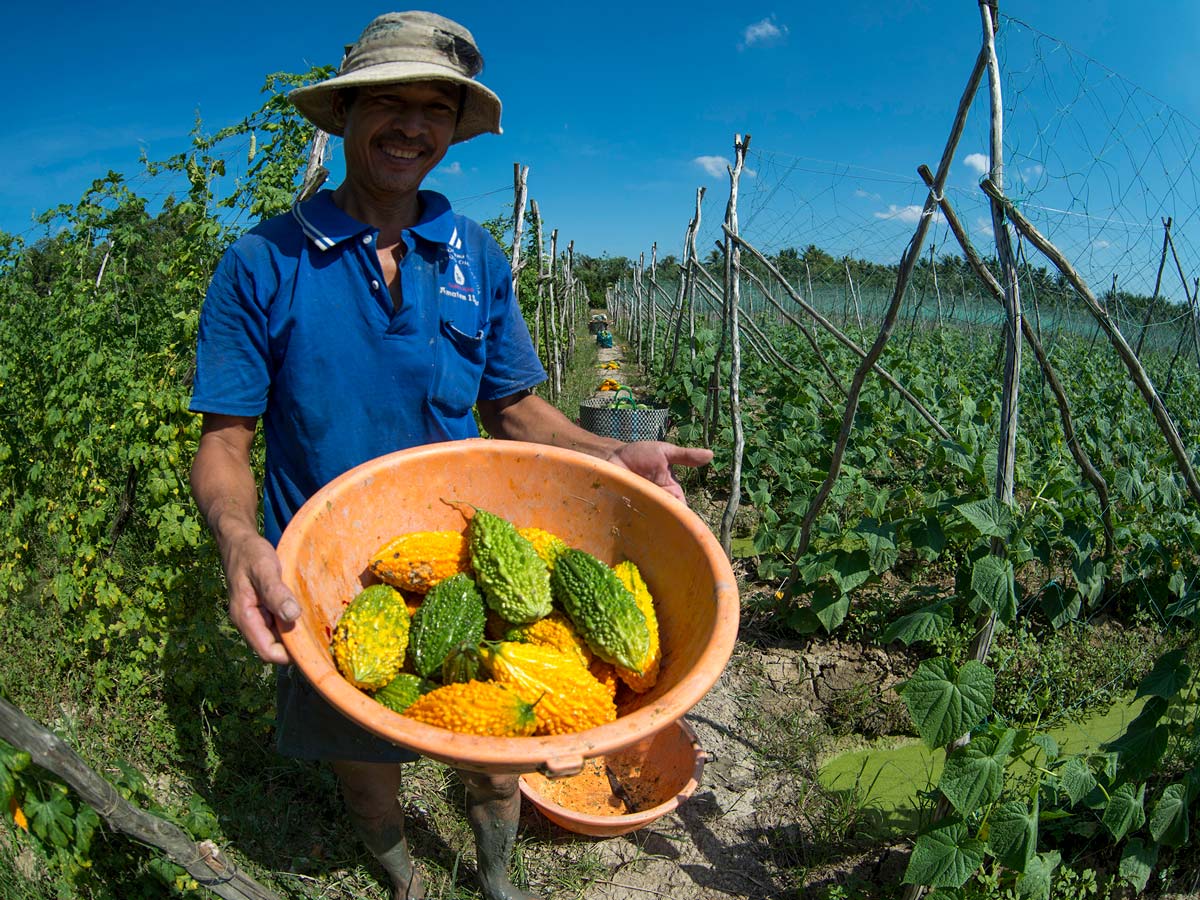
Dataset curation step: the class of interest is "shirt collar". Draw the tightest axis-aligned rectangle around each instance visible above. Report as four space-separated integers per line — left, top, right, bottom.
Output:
291 189 457 251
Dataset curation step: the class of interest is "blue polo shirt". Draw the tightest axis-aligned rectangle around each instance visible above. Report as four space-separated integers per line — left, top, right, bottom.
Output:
190 189 546 544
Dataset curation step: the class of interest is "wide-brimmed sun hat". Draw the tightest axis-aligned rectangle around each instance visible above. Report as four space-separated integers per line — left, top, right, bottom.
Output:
289 11 502 144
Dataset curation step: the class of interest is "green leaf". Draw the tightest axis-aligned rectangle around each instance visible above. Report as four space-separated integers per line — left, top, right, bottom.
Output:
1136 649 1191 700
987 798 1038 872
811 585 851 634
1070 555 1106 604
1016 851 1060 900
939 730 1014 816
24 788 75 848
1102 782 1146 842
1031 733 1059 763
899 658 995 749
1039 582 1081 630
1118 838 1158 893
957 497 1013 539
831 549 871 594
0 741 32 807
970 555 1017 624
1057 757 1096 807
1105 697 1170 781
880 599 953 646
1149 782 1189 848
902 819 986 888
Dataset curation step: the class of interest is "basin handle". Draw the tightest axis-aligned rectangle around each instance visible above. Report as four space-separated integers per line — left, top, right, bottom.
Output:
541 755 585 778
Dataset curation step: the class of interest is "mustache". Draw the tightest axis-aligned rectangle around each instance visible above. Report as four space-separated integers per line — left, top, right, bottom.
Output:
374 133 432 153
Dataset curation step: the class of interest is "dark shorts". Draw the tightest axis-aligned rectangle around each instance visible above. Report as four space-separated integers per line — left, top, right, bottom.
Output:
275 665 420 764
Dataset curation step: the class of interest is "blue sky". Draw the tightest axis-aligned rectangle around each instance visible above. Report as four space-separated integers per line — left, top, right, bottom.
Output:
4 1 1199 296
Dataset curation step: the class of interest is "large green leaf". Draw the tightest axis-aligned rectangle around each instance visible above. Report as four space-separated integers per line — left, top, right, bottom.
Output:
831 549 872 594
939 729 1014 816
1149 782 1189 848
811 585 851 634
1039 582 1081 630
987 797 1038 872
1102 782 1146 842
880 599 953 646
902 819 986 888
1118 838 1158 893
957 497 1014 539
970 555 1017 624
1105 697 1169 781
1070 555 1106 605
1136 649 1191 700
900 658 995 749
1056 757 1096 807
0 741 31 807
1016 851 1060 900
24 787 75 848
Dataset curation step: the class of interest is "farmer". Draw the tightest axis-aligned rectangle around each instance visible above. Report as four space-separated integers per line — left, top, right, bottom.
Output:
187 11 711 900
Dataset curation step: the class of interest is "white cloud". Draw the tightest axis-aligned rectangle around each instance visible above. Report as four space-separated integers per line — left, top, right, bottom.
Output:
695 155 730 177
873 204 943 225
1094 239 1111 249
739 16 788 50
963 152 990 176
975 216 995 238
855 188 882 201
441 161 463 175
1020 163 1044 183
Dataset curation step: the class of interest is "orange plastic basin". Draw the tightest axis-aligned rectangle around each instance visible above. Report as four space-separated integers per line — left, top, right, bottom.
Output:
519 717 706 837
275 439 740 775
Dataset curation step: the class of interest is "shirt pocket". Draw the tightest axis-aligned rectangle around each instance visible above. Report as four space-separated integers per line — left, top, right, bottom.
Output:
429 319 486 418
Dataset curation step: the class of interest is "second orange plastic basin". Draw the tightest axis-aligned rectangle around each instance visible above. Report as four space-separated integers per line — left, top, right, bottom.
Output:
276 439 739 776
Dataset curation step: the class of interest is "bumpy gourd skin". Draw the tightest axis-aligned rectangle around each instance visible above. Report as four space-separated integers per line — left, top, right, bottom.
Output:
329 584 411 690
407 573 486 677
480 642 617 735
505 610 592 667
368 530 470 593
402 680 537 736
612 560 661 693
516 526 570 572
373 673 435 713
551 549 649 673
467 507 553 624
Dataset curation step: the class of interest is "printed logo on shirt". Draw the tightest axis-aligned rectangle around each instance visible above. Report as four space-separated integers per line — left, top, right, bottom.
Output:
439 230 479 306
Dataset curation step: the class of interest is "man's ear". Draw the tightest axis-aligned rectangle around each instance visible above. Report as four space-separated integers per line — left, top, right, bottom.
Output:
330 91 347 127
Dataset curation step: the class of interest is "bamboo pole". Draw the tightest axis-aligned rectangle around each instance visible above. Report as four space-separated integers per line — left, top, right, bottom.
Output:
1134 218 1172 358
510 164 530 299
0 698 284 900
981 178 1200 506
919 164 1114 557
296 129 330 202
720 136 750 558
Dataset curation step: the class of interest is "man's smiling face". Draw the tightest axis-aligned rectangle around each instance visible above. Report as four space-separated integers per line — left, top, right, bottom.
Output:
336 80 461 199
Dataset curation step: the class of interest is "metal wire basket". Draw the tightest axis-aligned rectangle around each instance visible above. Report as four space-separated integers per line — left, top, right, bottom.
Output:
579 390 669 442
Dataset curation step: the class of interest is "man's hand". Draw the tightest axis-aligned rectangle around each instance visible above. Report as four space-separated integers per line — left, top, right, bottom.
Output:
221 529 301 665
191 413 300 665
607 441 713 504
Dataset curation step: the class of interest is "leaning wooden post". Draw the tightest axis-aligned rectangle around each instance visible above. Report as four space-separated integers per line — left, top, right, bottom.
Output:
919 164 1114 557
296 129 330 202
982 178 1200 506
648 242 659 371
0 699 284 900
530 199 547 378
1134 218 1172 357
547 227 562 401
510 164 530 300
720 135 750 558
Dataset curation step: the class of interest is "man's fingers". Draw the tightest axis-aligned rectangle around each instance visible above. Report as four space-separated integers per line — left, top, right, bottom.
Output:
234 602 292 665
247 550 302 623
664 445 714 468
